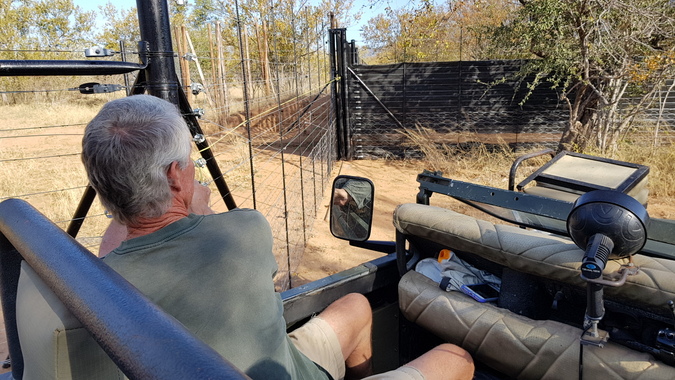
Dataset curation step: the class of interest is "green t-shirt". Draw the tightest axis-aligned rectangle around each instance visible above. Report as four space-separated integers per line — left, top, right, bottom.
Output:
104 209 328 379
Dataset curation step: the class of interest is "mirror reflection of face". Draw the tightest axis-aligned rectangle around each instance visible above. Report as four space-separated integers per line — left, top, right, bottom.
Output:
330 177 374 242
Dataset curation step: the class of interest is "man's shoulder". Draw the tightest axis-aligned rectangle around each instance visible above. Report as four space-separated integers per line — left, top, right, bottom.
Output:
201 208 270 232
210 208 266 222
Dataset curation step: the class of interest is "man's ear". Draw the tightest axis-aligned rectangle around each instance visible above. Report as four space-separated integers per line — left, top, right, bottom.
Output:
166 161 182 192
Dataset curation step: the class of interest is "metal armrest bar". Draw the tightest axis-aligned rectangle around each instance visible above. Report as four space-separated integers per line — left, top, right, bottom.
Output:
0 199 249 380
508 148 555 191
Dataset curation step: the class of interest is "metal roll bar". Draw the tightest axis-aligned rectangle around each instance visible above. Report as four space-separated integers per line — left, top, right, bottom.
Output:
0 198 249 380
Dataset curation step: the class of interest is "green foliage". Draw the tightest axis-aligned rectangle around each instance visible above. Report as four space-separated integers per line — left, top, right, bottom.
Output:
0 0 99 104
96 2 140 50
0 0 342 107
361 0 517 64
0 0 95 52
488 0 675 152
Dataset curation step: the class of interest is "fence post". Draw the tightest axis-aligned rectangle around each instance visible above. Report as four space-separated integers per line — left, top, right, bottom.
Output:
119 40 131 96
329 28 350 160
178 25 193 104
290 5 309 250
216 21 230 118
208 24 223 122
267 6 292 290
233 0 256 212
185 29 214 108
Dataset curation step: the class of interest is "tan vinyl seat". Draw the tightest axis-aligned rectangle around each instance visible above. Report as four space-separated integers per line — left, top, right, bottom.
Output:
393 203 675 308
394 203 675 379
399 270 675 380
16 262 125 380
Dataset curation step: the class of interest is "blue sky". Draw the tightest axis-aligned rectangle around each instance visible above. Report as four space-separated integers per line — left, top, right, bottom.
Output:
73 0 416 44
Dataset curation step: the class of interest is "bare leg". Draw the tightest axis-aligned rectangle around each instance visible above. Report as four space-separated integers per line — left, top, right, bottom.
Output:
318 293 373 379
405 344 474 380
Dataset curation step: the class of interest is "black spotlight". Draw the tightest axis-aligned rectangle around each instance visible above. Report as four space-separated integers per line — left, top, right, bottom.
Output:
567 190 649 339
567 190 649 279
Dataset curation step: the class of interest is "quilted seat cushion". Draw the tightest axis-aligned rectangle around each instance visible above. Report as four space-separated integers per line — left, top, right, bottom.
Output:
399 270 675 380
393 203 675 310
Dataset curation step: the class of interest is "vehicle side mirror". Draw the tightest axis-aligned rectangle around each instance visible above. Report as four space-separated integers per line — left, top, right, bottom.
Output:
329 176 374 242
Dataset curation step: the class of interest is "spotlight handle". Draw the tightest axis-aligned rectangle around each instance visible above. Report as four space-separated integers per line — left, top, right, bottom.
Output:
581 234 614 279
586 282 605 322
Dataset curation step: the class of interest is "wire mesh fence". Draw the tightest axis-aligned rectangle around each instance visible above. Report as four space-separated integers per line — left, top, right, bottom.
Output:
346 61 675 159
0 17 336 291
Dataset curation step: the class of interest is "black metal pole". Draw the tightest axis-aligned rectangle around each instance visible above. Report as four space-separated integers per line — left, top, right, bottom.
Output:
329 29 346 159
337 29 351 159
136 0 180 104
137 0 237 209
65 184 97 237
0 60 146 76
177 88 237 210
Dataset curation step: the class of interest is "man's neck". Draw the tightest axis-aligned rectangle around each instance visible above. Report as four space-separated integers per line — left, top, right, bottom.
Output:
126 200 190 240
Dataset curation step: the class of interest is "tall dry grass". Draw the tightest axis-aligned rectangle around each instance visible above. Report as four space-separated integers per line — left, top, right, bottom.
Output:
398 124 551 187
400 124 675 219
0 103 111 250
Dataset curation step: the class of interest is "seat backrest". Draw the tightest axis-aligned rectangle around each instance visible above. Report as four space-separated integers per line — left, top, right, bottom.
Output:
16 261 124 380
393 203 675 309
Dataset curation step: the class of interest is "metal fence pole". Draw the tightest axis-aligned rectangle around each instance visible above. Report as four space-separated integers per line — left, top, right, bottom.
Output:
234 0 257 210
267 1 292 290
291 6 308 248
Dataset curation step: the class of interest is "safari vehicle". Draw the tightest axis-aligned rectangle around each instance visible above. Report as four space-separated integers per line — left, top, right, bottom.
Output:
2 2 675 380
311 151 675 380
2 149 675 380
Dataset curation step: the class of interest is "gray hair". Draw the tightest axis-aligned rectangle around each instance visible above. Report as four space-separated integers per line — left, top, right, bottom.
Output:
81 95 193 225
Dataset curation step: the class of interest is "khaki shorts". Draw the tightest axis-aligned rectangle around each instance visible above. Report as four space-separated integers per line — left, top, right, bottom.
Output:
288 317 425 380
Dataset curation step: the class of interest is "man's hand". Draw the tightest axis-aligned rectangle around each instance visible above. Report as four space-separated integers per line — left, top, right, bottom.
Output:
189 180 215 215
333 188 350 206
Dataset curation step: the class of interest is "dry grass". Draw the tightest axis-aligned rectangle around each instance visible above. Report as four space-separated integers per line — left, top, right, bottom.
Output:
588 137 675 199
399 124 551 188
0 103 111 251
2 101 673 257
401 124 675 219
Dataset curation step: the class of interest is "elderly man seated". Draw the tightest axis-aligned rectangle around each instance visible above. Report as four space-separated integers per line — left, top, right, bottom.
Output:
83 94 474 380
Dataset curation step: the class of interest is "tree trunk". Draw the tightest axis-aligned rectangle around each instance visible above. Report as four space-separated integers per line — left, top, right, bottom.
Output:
558 83 600 152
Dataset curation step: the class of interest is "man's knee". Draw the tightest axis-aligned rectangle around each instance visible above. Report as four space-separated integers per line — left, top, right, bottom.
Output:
319 293 373 357
324 293 372 321
433 344 474 379
405 343 474 380
340 293 371 316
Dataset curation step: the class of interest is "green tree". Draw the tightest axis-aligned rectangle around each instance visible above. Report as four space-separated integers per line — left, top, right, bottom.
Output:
450 0 519 60
361 2 447 63
26 0 96 50
490 0 675 152
361 0 515 63
96 2 140 50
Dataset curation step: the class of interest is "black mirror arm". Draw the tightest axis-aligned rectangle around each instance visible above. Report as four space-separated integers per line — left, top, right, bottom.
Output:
349 240 395 254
